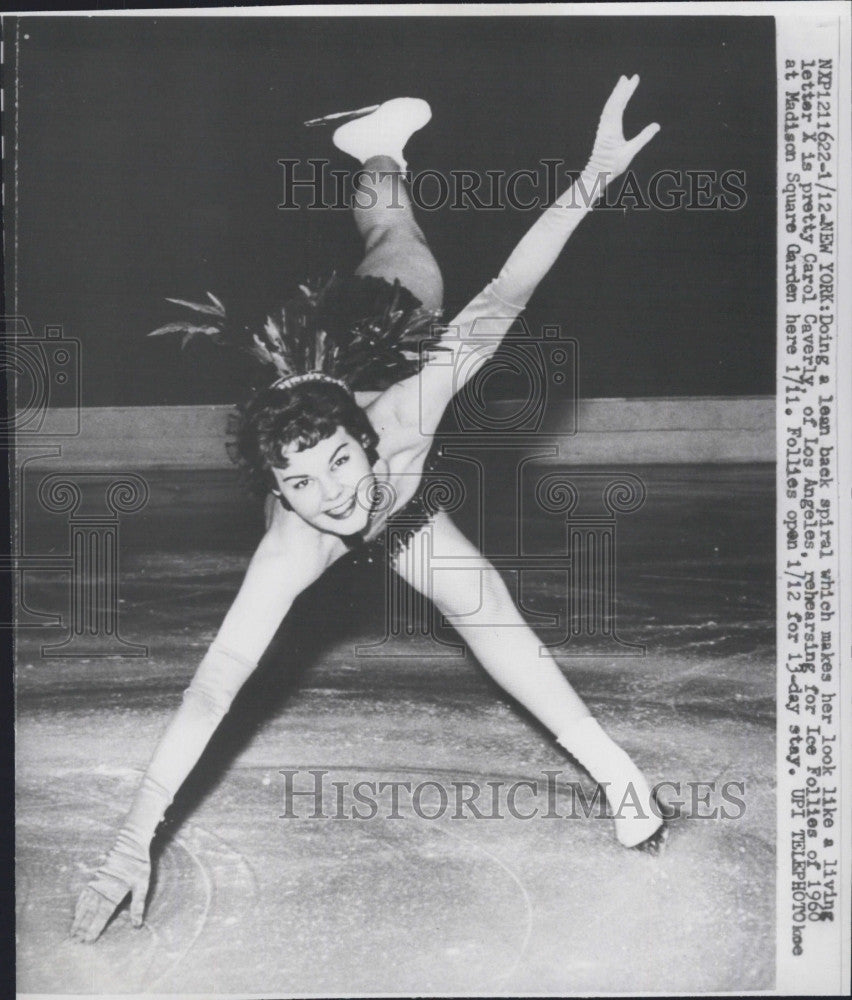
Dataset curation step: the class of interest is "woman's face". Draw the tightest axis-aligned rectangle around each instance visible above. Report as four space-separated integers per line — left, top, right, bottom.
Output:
271 426 376 535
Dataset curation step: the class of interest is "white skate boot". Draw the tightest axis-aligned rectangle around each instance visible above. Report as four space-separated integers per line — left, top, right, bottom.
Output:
331 97 432 172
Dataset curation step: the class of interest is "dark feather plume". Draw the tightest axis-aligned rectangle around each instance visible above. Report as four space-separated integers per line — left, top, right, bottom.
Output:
149 275 447 391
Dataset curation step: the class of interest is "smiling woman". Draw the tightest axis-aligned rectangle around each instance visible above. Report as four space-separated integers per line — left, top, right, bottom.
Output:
232 376 381 515
72 83 667 944
273 428 374 530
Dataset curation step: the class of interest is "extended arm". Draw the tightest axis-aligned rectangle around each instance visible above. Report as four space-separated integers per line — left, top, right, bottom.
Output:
71 522 318 942
405 75 659 437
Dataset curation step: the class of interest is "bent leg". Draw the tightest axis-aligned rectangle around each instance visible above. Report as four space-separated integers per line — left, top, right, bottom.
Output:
352 155 444 312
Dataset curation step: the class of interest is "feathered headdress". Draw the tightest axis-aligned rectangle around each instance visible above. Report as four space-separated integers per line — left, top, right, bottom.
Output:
149 274 447 394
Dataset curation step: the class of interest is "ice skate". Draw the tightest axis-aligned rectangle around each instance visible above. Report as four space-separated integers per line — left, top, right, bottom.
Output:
332 97 432 171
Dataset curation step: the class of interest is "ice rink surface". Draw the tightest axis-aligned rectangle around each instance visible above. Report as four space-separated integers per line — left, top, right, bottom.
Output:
16 463 775 995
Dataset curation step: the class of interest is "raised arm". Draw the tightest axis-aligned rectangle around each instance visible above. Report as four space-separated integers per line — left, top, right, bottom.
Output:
404 75 659 437
71 521 320 942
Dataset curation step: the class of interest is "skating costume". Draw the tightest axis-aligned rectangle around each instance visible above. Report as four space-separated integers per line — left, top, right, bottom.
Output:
342 447 445 563
86 95 664 926
159 258 535 560
136 149 609 814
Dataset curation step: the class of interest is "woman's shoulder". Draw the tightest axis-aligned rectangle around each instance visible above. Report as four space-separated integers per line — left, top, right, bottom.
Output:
364 381 424 453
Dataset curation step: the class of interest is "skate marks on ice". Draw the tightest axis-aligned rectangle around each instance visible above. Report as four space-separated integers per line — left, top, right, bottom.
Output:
18 769 532 994
17 771 258 994
17 762 773 995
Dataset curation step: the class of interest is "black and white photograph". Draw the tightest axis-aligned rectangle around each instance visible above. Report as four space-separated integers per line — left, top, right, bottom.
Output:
5 4 850 997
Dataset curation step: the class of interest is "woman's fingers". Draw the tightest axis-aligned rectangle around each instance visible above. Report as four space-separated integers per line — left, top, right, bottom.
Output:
70 893 92 939
626 121 661 158
594 74 658 174
601 73 640 125
70 841 152 941
129 879 149 928
600 74 629 124
71 887 121 942
71 887 99 936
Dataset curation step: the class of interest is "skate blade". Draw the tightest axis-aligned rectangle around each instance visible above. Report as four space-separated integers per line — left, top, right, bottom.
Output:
304 104 381 128
632 820 670 856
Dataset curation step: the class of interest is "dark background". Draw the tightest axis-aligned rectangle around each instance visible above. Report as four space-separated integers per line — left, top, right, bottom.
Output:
8 15 775 405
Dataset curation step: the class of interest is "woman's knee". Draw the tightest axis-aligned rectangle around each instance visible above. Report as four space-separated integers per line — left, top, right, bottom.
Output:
355 254 443 313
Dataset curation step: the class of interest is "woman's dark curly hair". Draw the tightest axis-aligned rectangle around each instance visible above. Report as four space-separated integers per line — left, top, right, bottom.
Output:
227 380 380 500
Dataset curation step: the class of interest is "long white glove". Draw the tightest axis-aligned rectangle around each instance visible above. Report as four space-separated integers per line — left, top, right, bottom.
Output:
490 74 660 310
71 642 258 942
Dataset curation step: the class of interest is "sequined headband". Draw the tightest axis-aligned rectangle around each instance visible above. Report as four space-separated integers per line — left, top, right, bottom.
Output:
269 371 353 394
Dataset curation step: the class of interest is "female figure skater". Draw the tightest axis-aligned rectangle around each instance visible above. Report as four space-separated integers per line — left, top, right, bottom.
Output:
72 76 662 943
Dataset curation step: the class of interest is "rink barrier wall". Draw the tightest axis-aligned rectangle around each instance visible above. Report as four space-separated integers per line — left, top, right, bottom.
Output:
21 396 775 468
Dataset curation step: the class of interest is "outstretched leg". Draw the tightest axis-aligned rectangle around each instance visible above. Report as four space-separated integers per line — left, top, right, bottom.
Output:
393 511 663 848
333 100 444 312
